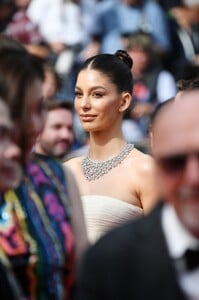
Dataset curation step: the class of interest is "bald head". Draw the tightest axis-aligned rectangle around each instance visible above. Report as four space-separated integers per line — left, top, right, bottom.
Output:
152 90 199 158
151 89 199 238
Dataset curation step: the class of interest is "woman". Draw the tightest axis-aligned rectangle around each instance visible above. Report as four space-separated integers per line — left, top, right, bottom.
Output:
64 50 158 243
0 44 87 299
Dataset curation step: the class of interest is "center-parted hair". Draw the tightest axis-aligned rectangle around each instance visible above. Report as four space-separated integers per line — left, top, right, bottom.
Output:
79 50 134 94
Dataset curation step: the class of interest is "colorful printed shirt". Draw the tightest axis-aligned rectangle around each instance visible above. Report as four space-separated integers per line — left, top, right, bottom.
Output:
0 153 75 299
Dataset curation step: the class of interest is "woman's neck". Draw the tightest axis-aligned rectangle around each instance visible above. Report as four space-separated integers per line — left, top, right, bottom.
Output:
88 136 127 161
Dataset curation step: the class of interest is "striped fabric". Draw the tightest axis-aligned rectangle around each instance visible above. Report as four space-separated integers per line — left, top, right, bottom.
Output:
0 154 75 299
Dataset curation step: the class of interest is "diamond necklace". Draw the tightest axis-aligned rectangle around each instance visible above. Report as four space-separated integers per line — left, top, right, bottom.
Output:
81 142 134 181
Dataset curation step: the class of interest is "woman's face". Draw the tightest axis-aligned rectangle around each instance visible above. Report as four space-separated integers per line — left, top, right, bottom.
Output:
74 69 124 133
16 78 46 161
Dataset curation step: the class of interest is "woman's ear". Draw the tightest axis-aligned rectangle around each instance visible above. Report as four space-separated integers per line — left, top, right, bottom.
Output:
119 92 132 112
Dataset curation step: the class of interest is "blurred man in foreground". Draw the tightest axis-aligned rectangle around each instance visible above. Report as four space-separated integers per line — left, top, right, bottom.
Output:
0 98 21 191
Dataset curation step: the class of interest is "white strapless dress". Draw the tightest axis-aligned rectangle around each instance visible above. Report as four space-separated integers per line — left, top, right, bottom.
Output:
81 195 144 244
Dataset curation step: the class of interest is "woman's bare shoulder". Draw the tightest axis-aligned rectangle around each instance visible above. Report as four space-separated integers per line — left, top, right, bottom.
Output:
129 148 155 172
129 148 158 213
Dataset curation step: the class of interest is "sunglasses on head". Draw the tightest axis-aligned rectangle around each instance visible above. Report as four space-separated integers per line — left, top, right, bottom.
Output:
156 152 199 174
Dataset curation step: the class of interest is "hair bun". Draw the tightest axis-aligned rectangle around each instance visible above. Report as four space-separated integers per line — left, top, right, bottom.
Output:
115 50 133 69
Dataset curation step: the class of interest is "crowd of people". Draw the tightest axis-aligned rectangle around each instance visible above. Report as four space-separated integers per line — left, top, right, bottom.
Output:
0 0 199 299
1 0 199 148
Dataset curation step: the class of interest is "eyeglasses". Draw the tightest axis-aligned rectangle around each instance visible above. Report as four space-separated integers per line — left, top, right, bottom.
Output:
156 152 199 174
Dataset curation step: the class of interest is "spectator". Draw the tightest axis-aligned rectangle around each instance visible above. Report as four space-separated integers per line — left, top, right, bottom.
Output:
35 99 75 160
5 0 50 59
158 0 199 72
88 0 171 55
27 0 98 99
42 63 62 100
122 31 176 143
0 0 14 32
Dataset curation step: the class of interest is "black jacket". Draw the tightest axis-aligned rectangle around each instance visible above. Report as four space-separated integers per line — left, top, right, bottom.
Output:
75 203 187 300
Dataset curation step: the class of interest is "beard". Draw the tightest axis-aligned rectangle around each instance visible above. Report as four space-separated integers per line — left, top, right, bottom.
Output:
39 140 71 159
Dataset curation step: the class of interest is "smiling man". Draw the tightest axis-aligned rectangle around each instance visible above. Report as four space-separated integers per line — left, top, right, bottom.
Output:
35 99 74 160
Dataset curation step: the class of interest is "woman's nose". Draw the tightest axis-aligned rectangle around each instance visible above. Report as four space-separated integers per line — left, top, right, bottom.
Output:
80 96 91 109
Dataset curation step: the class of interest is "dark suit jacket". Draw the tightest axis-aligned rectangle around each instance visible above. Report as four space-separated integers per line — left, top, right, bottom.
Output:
75 203 187 300
0 262 22 300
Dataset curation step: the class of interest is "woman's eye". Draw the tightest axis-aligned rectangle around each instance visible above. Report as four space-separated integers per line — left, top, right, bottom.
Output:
93 92 102 98
75 91 82 98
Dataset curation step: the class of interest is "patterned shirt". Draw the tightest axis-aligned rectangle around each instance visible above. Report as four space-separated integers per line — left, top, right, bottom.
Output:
0 153 75 299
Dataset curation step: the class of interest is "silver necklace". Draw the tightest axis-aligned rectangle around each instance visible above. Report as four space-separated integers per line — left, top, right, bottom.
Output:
82 142 134 181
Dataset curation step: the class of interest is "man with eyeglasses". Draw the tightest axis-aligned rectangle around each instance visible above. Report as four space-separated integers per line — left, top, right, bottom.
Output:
74 88 199 300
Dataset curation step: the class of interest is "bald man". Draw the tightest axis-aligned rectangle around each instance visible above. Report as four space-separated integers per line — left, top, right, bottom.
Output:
74 89 199 300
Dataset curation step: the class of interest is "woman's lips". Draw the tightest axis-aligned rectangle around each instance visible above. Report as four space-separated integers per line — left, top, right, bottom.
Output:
80 114 97 121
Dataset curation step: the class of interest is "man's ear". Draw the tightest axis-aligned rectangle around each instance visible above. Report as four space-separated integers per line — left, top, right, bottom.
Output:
119 92 132 112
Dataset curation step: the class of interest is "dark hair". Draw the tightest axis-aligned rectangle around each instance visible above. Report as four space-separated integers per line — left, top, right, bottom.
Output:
0 33 26 52
126 31 153 53
176 78 199 92
0 48 44 154
79 50 134 94
45 99 73 113
174 64 199 83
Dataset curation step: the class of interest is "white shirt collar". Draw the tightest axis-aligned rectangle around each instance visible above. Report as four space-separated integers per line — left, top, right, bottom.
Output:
161 203 199 259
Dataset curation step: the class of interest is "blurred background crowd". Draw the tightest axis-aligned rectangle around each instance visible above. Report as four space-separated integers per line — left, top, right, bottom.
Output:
1 0 199 155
